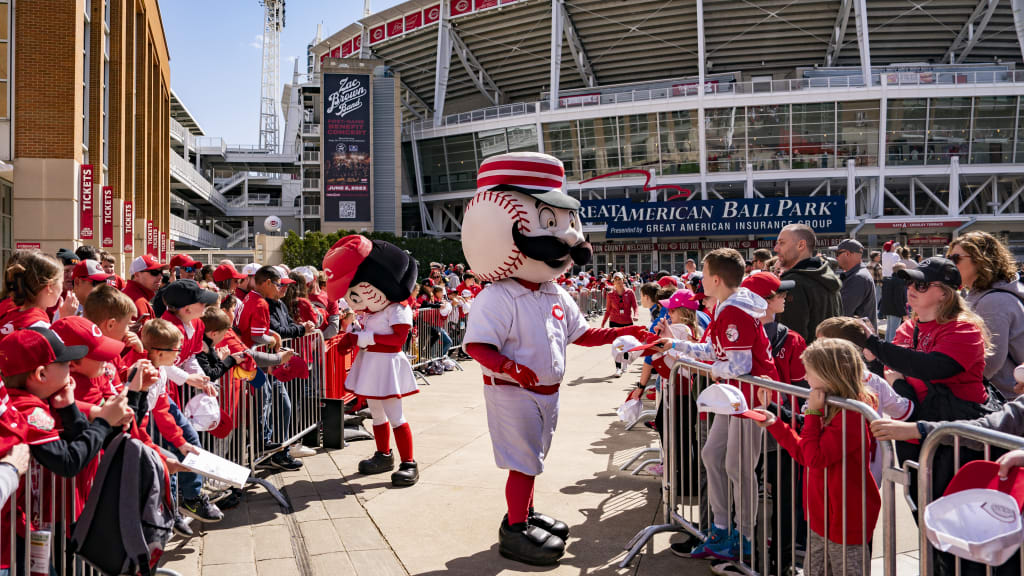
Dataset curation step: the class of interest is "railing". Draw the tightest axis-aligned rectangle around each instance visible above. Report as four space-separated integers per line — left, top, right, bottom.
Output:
196 136 226 156
302 124 320 137
227 223 250 248
226 193 273 208
302 151 320 163
169 213 227 249
298 205 320 218
169 116 188 144
303 178 320 190
215 171 248 193
169 152 228 212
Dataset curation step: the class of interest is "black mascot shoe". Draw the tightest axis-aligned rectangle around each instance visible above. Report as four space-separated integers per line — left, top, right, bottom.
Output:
498 518 566 566
391 461 419 486
358 451 395 475
528 508 569 541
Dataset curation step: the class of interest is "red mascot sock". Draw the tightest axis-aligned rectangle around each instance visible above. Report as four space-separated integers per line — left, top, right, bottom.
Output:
528 482 535 511
506 470 535 525
392 422 414 462
372 423 391 455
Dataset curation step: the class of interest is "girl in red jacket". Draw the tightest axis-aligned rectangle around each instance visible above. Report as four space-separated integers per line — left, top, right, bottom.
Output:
753 338 880 576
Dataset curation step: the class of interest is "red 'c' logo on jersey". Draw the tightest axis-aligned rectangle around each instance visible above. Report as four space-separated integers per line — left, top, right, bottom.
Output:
552 304 564 320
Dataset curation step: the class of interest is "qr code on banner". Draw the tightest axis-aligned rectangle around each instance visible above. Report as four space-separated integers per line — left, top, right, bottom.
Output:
338 201 356 219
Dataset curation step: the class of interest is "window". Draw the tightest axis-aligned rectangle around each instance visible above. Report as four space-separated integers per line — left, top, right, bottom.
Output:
836 101 879 167
542 121 580 181
658 111 698 175
747 105 790 171
417 138 446 194
0 181 10 268
578 118 619 179
706 107 746 172
506 125 537 153
443 134 477 191
971 96 1015 164
886 99 927 166
476 128 507 161
927 97 971 164
791 102 835 168
618 114 658 171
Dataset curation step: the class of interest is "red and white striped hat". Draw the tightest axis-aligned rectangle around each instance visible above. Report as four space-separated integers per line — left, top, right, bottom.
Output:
476 152 579 209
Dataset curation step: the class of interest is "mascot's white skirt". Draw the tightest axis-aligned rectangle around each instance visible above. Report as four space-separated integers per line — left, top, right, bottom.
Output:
346 350 420 400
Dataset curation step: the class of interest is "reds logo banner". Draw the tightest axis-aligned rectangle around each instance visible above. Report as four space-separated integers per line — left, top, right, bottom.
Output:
101 186 114 248
123 200 133 253
404 11 422 32
330 46 341 58
451 0 472 16
423 4 441 24
79 164 94 240
369 25 385 44
352 35 362 52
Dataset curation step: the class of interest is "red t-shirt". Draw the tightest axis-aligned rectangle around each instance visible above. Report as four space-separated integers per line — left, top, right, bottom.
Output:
455 283 483 298
0 298 15 321
709 304 779 405
0 307 51 339
892 319 987 404
122 280 155 324
236 291 270 348
107 275 127 290
294 298 323 326
773 327 807 386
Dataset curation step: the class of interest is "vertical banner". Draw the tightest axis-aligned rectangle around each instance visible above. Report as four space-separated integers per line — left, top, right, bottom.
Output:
159 231 166 262
146 220 154 256
79 165 94 240
123 201 134 253
322 73 372 222
101 187 114 248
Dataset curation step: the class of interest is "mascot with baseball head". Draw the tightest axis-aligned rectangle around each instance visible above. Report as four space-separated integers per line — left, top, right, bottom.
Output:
463 152 650 565
322 236 421 487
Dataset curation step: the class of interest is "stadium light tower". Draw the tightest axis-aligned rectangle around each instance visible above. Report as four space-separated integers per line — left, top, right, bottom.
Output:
258 0 285 152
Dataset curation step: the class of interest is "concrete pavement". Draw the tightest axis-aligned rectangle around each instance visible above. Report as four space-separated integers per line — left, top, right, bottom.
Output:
162 317 922 576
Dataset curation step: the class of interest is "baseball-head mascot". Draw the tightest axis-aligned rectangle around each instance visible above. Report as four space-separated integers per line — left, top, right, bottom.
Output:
461 152 649 565
323 235 420 487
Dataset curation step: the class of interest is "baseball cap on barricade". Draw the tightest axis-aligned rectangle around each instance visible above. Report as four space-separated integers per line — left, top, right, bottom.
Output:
213 263 246 283
0 326 89 377
476 152 579 210
51 317 124 362
695 383 766 421
924 460 1024 566
128 254 167 276
896 257 961 289
72 259 112 282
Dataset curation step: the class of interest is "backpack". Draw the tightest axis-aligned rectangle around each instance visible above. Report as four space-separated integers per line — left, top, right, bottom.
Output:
69 433 174 576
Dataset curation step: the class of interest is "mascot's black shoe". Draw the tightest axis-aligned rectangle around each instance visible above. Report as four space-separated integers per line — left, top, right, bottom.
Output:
528 508 570 541
498 518 566 566
358 451 395 475
391 461 419 486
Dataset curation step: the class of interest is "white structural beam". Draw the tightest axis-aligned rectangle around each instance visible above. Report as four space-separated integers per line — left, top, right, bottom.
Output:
945 0 1000 63
1014 0 1024 62
853 0 872 86
550 0 563 110
400 81 431 121
558 0 596 88
825 0 853 66
433 1 453 127
449 25 503 106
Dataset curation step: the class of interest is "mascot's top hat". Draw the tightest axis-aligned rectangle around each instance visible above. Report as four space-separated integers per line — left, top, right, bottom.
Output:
476 152 579 210
322 235 418 304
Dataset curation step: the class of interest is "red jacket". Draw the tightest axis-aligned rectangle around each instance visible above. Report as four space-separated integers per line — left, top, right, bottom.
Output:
122 280 156 323
768 409 880 545
602 289 637 326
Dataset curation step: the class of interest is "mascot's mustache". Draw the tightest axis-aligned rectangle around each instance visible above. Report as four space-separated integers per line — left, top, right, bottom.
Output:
512 224 593 268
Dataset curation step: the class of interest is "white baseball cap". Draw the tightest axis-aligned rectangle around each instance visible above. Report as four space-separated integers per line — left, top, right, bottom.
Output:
241 262 261 276
460 289 472 298
612 335 642 366
293 266 317 284
183 393 221 432
695 384 766 421
925 460 1024 567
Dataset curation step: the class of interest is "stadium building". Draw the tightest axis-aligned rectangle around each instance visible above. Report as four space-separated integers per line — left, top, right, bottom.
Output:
304 0 1024 274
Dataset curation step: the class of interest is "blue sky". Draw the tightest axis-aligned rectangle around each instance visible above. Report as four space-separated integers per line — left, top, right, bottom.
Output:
161 0 406 145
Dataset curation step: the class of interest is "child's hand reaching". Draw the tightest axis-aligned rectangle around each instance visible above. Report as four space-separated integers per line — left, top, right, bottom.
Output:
750 408 776 428
185 373 211 390
97 392 131 426
123 330 144 354
128 360 159 392
997 449 1024 480
655 317 671 337
59 292 79 320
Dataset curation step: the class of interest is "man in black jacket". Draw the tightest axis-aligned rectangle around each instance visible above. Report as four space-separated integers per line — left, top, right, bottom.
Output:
879 262 909 342
773 224 842 343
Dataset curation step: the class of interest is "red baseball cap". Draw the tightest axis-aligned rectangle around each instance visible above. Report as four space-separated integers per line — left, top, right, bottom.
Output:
741 272 795 300
322 235 373 301
169 254 201 269
72 259 113 282
272 355 310 382
51 316 125 362
212 264 246 283
128 254 167 276
208 408 234 439
0 326 89 377
657 276 680 288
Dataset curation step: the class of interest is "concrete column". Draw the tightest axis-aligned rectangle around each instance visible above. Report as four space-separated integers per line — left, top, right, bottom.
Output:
846 159 857 220
549 0 563 111
949 156 961 216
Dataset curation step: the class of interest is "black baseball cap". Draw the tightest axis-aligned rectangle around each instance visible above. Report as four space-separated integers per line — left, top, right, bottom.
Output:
161 279 219 308
56 248 80 266
896 257 961 289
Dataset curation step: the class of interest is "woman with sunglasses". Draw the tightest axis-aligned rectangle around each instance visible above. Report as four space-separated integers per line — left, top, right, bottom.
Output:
948 231 1024 400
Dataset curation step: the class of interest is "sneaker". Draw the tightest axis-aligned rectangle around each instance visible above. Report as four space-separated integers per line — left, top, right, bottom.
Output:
710 559 746 576
269 452 303 471
614 368 623 378
708 531 752 562
214 488 243 510
262 440 283 452
180 494 224 523
669 536 699 558
690 526 730 559
643 420 658 432
172 515 194 538
289 444 316 458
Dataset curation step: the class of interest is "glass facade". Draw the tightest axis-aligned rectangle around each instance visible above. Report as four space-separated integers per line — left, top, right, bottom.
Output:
411 96 1024 195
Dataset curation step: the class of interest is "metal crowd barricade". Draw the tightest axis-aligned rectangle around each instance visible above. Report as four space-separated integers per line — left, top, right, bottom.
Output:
917 423 1024 576
407 303 463 380
621 358 899 576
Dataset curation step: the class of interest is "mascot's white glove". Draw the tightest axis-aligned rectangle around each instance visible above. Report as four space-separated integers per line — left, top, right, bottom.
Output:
357 331 376 349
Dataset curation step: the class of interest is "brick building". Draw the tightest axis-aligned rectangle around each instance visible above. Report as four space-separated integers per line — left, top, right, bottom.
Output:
1 0 170 271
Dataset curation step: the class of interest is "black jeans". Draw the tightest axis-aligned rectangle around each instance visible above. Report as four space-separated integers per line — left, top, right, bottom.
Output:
609 321 630 369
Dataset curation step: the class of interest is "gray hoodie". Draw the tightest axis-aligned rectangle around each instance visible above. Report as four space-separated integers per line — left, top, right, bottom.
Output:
966 278 1024 400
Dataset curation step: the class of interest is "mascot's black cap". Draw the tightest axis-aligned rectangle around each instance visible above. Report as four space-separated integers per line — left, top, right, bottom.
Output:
322 235 418 303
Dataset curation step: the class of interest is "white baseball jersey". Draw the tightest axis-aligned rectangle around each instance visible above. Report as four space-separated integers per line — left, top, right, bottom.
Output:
465 278 589 387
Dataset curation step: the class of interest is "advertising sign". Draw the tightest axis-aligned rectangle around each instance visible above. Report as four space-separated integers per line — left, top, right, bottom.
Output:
123 201 133 253
580 196 846 239
322 73 372 222
558 93 600 107
369 25 385 44
146 220 154 256
101 186 114 248
352 35 362 53
341 39 353 57
424 4 441 24
875 220 961 229
15 243 40 250
451 0 472 16
80 164 94 240
159 231 166 262
475 0 499 9
404 11 422 32
387 17 404 38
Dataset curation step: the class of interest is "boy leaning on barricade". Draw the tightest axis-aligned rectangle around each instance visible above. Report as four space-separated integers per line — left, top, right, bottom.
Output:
653 248 779 564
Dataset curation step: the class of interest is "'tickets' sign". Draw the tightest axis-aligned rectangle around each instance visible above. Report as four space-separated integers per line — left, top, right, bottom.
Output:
322 73 372 222
101 187 114 248
159 231 166 262
146 220 154 256
80 165 94 240
579 196 846 238
123 201 133 253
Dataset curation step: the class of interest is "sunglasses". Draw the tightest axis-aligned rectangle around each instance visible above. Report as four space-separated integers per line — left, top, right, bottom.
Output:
911 280 941 293
947 253 969 265
144 269 163 277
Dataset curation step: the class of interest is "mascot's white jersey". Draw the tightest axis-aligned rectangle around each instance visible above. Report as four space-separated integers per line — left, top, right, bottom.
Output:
348 303 419 400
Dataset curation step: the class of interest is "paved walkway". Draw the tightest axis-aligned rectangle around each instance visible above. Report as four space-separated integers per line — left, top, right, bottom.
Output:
162 318 921 576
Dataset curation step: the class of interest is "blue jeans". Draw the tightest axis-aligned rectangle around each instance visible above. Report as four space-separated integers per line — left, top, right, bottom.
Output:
885 315 903 343
161 400 202 501
256 376 292 445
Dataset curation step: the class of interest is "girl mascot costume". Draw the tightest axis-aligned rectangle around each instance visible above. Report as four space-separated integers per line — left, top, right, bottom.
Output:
462 152 650 565
323 235 420 487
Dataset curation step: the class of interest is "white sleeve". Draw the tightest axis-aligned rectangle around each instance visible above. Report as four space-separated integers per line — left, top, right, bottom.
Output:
710 349 753 380
464 287 513 348
165 365 190 386
866 372 914 421
564 293 590 343
392 304 413 326
0 464 18 509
